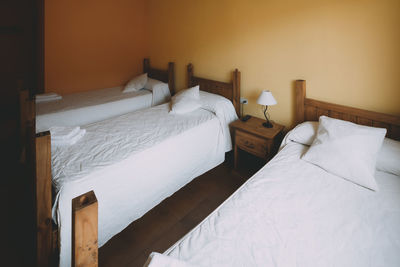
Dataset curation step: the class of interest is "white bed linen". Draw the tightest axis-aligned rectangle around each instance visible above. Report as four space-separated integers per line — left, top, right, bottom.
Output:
36 85 171 132
54 97 237 267
148 141 400 267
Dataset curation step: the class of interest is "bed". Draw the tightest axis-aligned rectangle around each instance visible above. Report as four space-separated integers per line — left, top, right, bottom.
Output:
35 58 175 132
30 64 241 267
70 80 400 267
143 80 400 267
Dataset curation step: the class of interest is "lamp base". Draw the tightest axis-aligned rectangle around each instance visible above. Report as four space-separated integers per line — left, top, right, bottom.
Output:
262 121 273 128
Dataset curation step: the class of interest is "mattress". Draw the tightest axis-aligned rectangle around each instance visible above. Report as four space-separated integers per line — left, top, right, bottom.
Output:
53 92 238 267
36 85 169 132
146 141 400 267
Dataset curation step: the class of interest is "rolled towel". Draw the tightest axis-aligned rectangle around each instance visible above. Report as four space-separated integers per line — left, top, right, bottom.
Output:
50 126 81 140
52 129 86 147
36 96 62 103
36 92 60 99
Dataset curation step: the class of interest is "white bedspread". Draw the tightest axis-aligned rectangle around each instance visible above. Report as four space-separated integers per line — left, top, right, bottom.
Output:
149 141 400 267
54 92 238 267
36 85 170 132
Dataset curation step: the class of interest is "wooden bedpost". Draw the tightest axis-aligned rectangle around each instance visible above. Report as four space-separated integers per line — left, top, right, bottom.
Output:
143 58 150 74
295 80 306 125
232 69 241 117
168 62 175 96
35 131 53 267
187 63 194 88
72 191 98 267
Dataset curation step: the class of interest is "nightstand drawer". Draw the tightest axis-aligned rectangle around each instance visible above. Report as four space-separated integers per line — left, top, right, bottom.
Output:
235 130 269 158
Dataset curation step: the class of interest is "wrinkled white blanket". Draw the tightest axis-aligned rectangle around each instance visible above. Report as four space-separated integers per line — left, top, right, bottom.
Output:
146 141 400 267
54 92 238 267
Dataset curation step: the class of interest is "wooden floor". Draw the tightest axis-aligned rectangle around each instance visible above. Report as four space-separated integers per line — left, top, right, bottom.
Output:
99 156 261 267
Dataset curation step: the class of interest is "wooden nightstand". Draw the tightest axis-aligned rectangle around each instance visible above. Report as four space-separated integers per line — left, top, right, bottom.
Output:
230 117 284 169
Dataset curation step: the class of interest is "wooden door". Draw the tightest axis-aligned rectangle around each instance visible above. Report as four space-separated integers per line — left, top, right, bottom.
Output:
0 0 43 266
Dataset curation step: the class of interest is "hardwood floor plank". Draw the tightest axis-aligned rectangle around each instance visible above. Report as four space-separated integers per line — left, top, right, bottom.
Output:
128 221 193 267
99 162 254 267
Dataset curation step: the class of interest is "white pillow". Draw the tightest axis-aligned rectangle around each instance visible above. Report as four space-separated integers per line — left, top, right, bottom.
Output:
288 122 400 177
287 121 319 146
376 138 400 176
144 78 168 91
122 73 148 93
302 116 386 191
170 85 201 114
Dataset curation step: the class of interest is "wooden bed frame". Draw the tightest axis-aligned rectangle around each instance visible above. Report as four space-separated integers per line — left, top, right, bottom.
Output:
295 80 400 140
144 58 176 95
69 65 242 267
18 58 175 267
22 64 241 267
72 191 98 267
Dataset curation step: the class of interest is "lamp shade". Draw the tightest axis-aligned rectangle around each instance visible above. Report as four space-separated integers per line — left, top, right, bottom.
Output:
257 90 277 106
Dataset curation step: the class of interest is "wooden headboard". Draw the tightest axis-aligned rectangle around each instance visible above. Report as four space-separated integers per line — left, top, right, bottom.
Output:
187 63 241 117
143 58 175 95
295 80 400 141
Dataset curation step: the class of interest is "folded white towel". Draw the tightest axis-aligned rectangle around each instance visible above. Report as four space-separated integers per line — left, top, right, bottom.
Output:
50 126 81 140
36 92 62 103
36 92 60 99
36 95 62 103
52 129 86 147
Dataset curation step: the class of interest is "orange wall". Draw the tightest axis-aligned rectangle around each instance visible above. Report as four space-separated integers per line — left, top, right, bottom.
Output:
45 0 400 127
146 0 400 126
45 0 147 94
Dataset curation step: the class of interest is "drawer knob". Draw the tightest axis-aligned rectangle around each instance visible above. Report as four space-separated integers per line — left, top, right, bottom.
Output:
244 140 255 149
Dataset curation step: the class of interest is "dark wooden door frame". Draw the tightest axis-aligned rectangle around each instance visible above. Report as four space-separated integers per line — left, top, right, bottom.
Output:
36 0 44 94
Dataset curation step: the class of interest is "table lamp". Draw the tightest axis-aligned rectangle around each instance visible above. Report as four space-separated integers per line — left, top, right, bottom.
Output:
257 90 277 128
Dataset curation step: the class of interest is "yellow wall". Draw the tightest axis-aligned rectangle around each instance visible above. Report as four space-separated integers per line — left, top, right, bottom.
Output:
45 0 147 94
45 0 400 126
146 0 400 126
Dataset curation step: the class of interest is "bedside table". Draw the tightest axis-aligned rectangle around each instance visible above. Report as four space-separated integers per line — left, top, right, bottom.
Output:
230 117 284 169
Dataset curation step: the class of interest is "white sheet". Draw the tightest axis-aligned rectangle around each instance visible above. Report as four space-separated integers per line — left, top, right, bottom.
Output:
36 85 170 133
149 141 400 267
145 252 196 267
53 95 238 267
